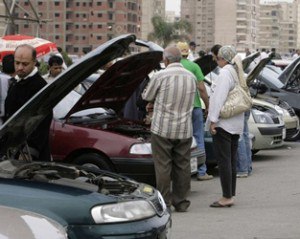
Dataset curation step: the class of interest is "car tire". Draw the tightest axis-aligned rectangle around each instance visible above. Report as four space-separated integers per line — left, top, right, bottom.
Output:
73 153 114 172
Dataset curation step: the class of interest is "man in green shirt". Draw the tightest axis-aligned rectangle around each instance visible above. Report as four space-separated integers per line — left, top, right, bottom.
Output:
177 42 213 181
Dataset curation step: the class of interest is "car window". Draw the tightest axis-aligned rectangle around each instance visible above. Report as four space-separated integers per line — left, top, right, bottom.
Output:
257 67 285 89
54 90 81 119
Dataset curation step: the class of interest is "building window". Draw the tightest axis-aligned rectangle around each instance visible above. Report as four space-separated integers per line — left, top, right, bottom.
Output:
97 36 102 40
55 2 59 6
38 1 42 5
98 13 102 17
83 2 86 6
108 12 113 20
74 48 79 53
24 24 29 28
82 36 86 40
55 13 60 17
97 2 102 6
55 36 60 40
75 25 79 29
76 2 80 6
55 24 59 28
97 24 102 28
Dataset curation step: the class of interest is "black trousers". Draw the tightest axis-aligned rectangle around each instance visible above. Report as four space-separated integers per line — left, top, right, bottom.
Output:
212 127 239 198
151 133 192 207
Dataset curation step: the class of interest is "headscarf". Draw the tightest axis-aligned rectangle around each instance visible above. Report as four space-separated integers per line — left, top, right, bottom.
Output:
218 45 247 89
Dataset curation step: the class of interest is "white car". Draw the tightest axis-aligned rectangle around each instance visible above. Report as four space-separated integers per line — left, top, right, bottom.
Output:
250 98 285 154
0 205 67 239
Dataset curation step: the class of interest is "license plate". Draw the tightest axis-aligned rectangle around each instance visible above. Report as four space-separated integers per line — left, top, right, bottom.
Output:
190 157 198 174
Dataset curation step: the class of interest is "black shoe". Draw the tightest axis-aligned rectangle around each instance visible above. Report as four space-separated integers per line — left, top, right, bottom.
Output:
174 200 191 212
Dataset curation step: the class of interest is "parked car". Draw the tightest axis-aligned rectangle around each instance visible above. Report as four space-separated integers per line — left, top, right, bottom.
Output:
50 40 204 186
246 56 300 118
0 34 171 239
0 205 67 239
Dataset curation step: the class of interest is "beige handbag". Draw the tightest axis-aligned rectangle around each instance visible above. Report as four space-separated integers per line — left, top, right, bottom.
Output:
220 69 252 118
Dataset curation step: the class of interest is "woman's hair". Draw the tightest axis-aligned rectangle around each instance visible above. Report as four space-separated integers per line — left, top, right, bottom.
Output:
211 44 222 56
218 45 237 64
219 45 247 88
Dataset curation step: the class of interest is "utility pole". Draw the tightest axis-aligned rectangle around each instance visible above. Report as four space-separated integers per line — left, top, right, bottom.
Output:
0 0 52 36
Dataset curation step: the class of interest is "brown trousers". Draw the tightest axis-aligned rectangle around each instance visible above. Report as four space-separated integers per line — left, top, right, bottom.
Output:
151 133 192 207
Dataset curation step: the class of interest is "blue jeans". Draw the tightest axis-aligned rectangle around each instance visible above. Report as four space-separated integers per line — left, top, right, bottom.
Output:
192 108 207 176
236 110 252 174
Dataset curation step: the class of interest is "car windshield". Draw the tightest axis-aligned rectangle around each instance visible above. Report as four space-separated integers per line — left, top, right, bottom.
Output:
257 67 285 89
53 90 109 119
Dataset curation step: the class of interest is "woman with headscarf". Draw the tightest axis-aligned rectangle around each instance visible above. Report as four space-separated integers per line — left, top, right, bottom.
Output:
206 45 245 207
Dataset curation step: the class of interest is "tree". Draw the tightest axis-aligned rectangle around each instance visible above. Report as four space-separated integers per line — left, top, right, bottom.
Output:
148 16 192 48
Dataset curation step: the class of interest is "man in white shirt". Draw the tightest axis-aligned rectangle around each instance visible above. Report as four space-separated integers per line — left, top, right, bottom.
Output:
43 55 64 83
187 41 200 61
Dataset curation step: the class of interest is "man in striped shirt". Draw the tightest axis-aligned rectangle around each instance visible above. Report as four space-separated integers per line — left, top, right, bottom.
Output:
142 46 196 212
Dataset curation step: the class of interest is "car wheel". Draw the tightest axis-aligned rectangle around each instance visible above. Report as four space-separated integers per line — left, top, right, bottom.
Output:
73 153 114 172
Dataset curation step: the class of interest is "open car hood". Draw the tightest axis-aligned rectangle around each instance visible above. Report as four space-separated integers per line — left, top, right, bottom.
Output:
194 55 218 76
278 56 300 86
0 34 162 153
246 56 272 86
65 50 162 118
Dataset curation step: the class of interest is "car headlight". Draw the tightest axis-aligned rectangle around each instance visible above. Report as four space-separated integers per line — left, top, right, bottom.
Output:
130 143 152 154
91 200 156 223
252 109 274 124
130 136 198 155
274 105 290 117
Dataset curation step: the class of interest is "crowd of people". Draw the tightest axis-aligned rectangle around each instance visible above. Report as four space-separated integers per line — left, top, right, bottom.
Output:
0 40 255 213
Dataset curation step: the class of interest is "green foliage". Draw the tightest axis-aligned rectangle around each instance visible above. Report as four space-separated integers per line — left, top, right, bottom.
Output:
38 60 48 75
148 16 192 48
61 51 73 66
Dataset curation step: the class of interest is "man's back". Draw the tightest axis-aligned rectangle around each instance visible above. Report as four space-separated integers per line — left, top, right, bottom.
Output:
143 62 196 139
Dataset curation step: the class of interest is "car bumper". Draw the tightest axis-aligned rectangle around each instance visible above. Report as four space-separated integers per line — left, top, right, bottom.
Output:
284 116 300 140
111 148 204 185
67 213 171 239
252 125 284 150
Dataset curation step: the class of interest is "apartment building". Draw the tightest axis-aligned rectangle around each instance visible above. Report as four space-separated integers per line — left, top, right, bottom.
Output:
259 1 297 54
0 1 6 36
13 0 142 55
141 0 165 41
181 0 260 53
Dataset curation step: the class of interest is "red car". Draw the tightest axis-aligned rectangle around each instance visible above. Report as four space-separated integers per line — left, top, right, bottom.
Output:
50 39 204 186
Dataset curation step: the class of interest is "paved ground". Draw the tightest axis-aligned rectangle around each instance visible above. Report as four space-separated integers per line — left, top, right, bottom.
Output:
170 141 300 239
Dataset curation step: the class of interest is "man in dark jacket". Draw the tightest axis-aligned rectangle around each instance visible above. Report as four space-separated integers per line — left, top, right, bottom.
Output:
4 44 52 161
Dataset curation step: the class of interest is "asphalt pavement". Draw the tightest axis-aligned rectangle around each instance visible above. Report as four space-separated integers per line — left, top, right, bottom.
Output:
170 141 300 239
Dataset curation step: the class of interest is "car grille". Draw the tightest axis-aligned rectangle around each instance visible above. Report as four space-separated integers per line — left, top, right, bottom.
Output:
286 128 299 139
272 135 283 144
150 196 165 216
